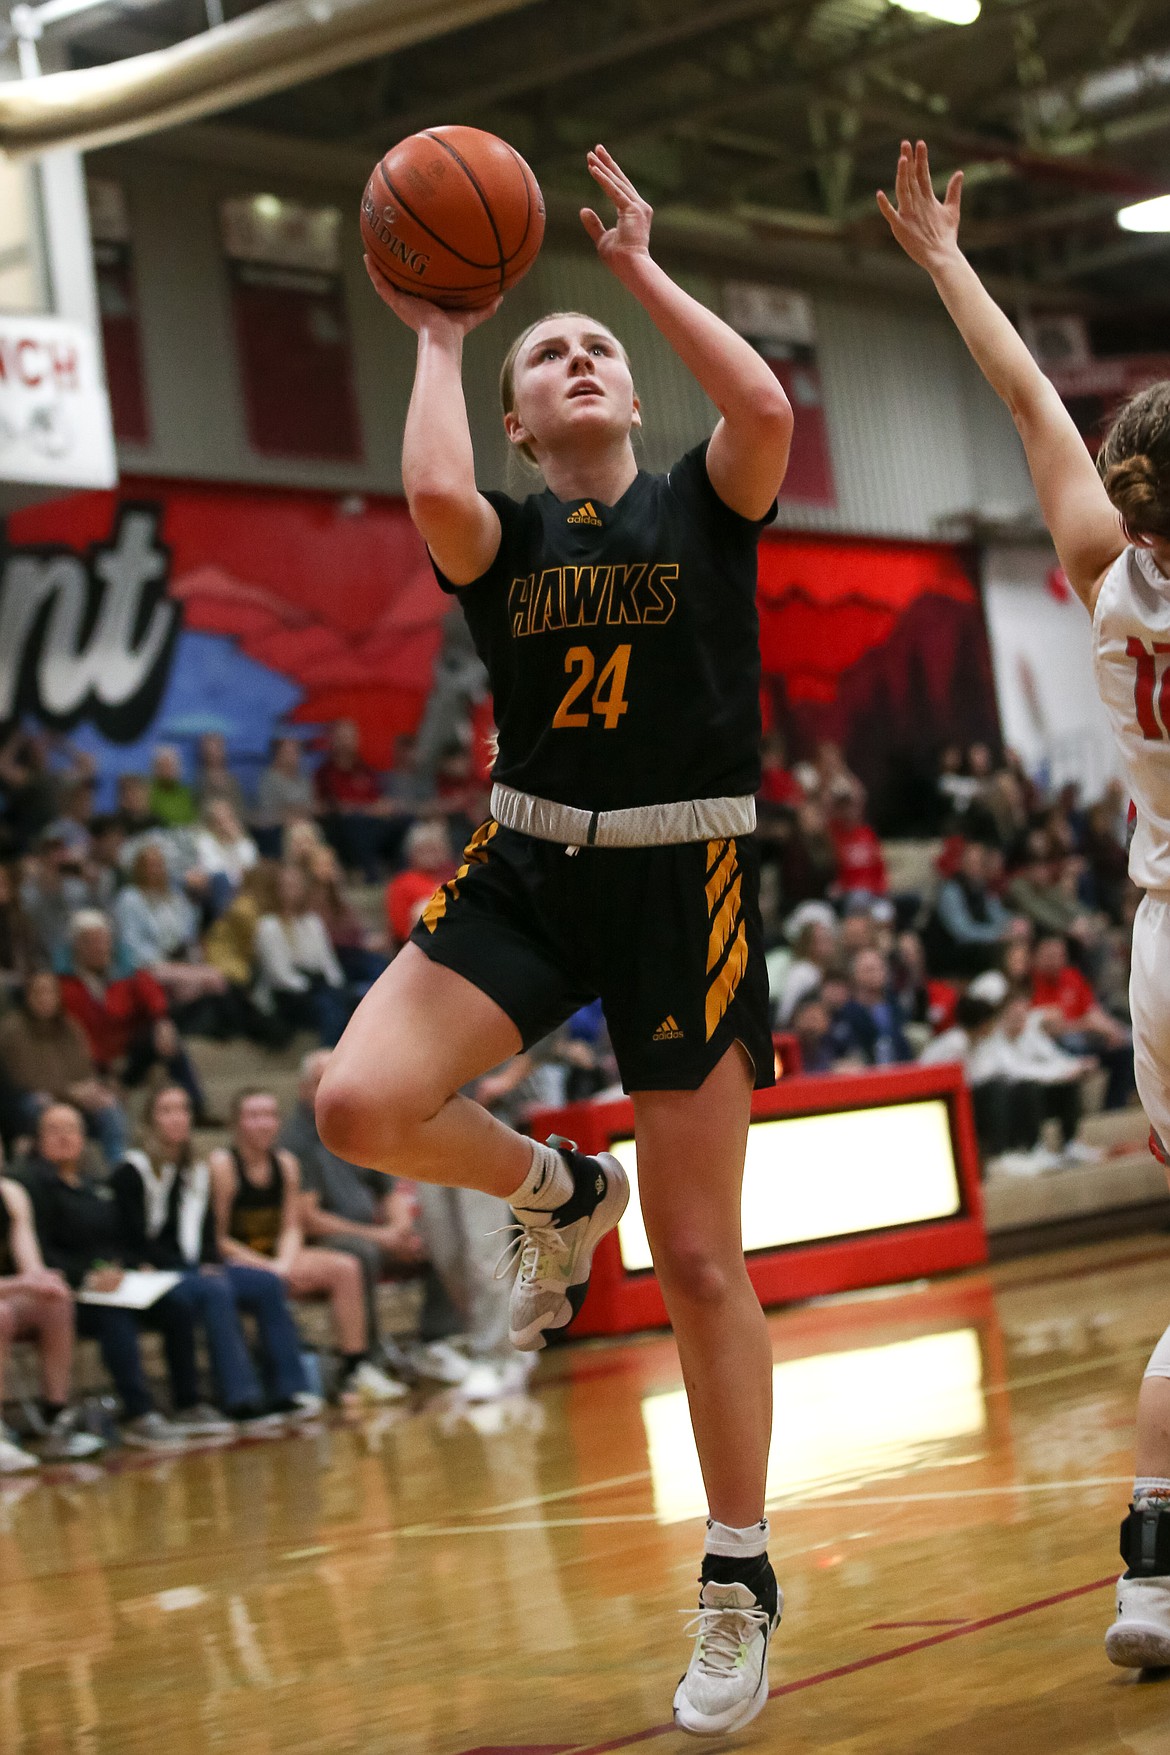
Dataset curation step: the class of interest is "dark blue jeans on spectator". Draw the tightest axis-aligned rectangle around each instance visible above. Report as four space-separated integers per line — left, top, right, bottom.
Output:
169 1266 307 1409
76 1289 201 1420
122 1032 209 1120
1058 1030 1135 1110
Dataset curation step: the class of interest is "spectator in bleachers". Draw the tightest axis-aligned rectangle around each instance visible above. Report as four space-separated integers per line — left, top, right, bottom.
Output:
1031 933 1133 1109
194 733 246 817
935 743 981 825
253 737 316 858
209 1088 405 1402
0 971 129 1166
46 776 98 863
0 1170 105 1471
113 843 228 1014
776 798 837 908
1081 799 1131 922
20 1102 204 1448
305 843 388 992
85 816 124 909
282 1050 423 1371
113 1085 318 1429
20 830 102 970
775 907 837 1026
315 719 387 880
0 729 81 854
385 820 456 948
0 862 39 1001
829 948 913 1066
1006 833 1102 947
113 773 162 842
827 784 888 901
789 992 838 1074
757 731 804 813
253 865 353 1046
891 928 956 1041
148 745 197 829
60 912 210 1122
923 840 1015 978
811 739 864 807
191 801 259 917
967 767 1029 860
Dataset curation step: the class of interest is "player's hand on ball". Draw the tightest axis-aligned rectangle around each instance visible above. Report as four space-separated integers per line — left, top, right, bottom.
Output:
581 145 652 268
363 255 501 334
876 139 963 271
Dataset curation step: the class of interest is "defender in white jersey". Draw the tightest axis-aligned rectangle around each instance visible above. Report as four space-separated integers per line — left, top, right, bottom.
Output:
880 140 1170 1669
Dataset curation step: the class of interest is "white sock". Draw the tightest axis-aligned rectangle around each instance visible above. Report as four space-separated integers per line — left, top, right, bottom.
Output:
1133 1477 1170 1505
705 1516 770 1560
508 1139 573 1213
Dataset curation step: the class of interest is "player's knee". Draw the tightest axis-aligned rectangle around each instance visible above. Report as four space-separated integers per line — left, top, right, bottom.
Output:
654 1235 736 1307
315 1061 392 1162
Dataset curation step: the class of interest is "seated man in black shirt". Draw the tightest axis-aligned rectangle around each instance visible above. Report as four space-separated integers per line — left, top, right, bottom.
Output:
18 1104 225 1449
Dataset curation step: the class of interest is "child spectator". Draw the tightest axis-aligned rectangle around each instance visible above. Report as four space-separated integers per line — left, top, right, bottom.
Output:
0 1171 105 1470
209 1088 405 1403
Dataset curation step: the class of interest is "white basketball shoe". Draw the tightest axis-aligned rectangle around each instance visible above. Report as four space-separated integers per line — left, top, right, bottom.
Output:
503 1143 629 1351
673 1578 782 1736
1106 1573 1170 1669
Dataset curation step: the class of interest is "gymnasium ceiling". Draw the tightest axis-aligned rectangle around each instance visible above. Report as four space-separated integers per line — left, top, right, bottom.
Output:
24 0 1170 313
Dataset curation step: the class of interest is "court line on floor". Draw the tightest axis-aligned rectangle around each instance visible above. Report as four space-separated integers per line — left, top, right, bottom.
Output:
565 1576 1117 1754
398 1477 1133 1538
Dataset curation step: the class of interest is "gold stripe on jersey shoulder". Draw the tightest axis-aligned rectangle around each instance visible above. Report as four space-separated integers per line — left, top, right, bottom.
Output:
421 820 499 934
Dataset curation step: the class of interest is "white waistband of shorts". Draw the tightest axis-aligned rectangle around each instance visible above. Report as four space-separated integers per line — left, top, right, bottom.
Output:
489 782 756 848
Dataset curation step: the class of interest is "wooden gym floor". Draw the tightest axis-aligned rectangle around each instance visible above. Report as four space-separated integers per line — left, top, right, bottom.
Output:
3 1233 1170 1755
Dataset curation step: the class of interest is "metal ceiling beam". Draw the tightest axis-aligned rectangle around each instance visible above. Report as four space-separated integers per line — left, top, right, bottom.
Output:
1037 229 1170 282
0 0 541 157
347 0 790 148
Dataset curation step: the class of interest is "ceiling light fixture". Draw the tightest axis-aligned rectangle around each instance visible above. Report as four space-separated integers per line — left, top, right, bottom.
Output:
888 0 981 24
1117 194 1170 232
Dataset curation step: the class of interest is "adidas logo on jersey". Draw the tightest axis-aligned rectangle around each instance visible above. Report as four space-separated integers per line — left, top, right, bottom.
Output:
567 501 603 526
652 1014 685 1041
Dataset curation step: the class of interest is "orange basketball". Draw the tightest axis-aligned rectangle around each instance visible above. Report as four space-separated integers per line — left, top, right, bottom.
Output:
361 126 545 310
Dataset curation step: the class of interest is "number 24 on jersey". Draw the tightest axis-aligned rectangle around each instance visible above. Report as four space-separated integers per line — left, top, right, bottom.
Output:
1128 636 1170 741
553 644 632 731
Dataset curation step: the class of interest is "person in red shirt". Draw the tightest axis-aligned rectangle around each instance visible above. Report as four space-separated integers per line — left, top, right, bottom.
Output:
1031 934 1133 1108
385 820 457 947
59 911 211 1121
314 720 389 881
827 785 888 898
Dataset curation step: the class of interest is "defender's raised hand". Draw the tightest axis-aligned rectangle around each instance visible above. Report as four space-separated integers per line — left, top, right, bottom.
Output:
877 139 963 272
580 145 653 270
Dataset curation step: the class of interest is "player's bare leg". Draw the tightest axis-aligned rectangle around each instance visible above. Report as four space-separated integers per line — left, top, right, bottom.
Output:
633 1046 779 1735
316 944 629 1350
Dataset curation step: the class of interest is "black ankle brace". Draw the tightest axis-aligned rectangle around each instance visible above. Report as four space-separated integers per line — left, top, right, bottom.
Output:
1120 1500 1170 1578
700 1550 779 1621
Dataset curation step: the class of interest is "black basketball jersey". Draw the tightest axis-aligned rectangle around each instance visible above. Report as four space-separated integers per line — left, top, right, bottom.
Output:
433 442 773 813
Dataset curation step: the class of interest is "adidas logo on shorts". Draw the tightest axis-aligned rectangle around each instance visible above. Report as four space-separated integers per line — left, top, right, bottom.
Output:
567 500 603 526
653 1014 685 1041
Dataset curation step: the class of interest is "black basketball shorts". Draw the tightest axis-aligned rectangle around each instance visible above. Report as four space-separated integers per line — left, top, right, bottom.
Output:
409 820 775 1093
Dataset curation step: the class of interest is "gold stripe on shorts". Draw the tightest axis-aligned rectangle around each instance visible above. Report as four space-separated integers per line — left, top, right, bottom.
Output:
421 820 499 933
704 837 748 1040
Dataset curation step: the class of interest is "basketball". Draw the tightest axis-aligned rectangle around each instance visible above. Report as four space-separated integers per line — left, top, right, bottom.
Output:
360 125 545 310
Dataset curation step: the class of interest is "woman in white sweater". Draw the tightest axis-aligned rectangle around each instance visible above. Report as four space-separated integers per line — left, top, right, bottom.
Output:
254 865 352 1045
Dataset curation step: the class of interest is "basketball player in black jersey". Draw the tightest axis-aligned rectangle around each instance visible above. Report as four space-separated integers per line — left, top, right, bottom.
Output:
318 145 793 1736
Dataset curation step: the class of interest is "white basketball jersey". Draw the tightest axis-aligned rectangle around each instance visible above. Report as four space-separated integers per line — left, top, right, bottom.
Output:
1092 545 1170 894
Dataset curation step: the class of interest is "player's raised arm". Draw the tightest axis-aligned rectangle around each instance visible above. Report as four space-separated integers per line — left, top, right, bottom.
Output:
364 258 503 585
581 145 793 521
877 139 1124 609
